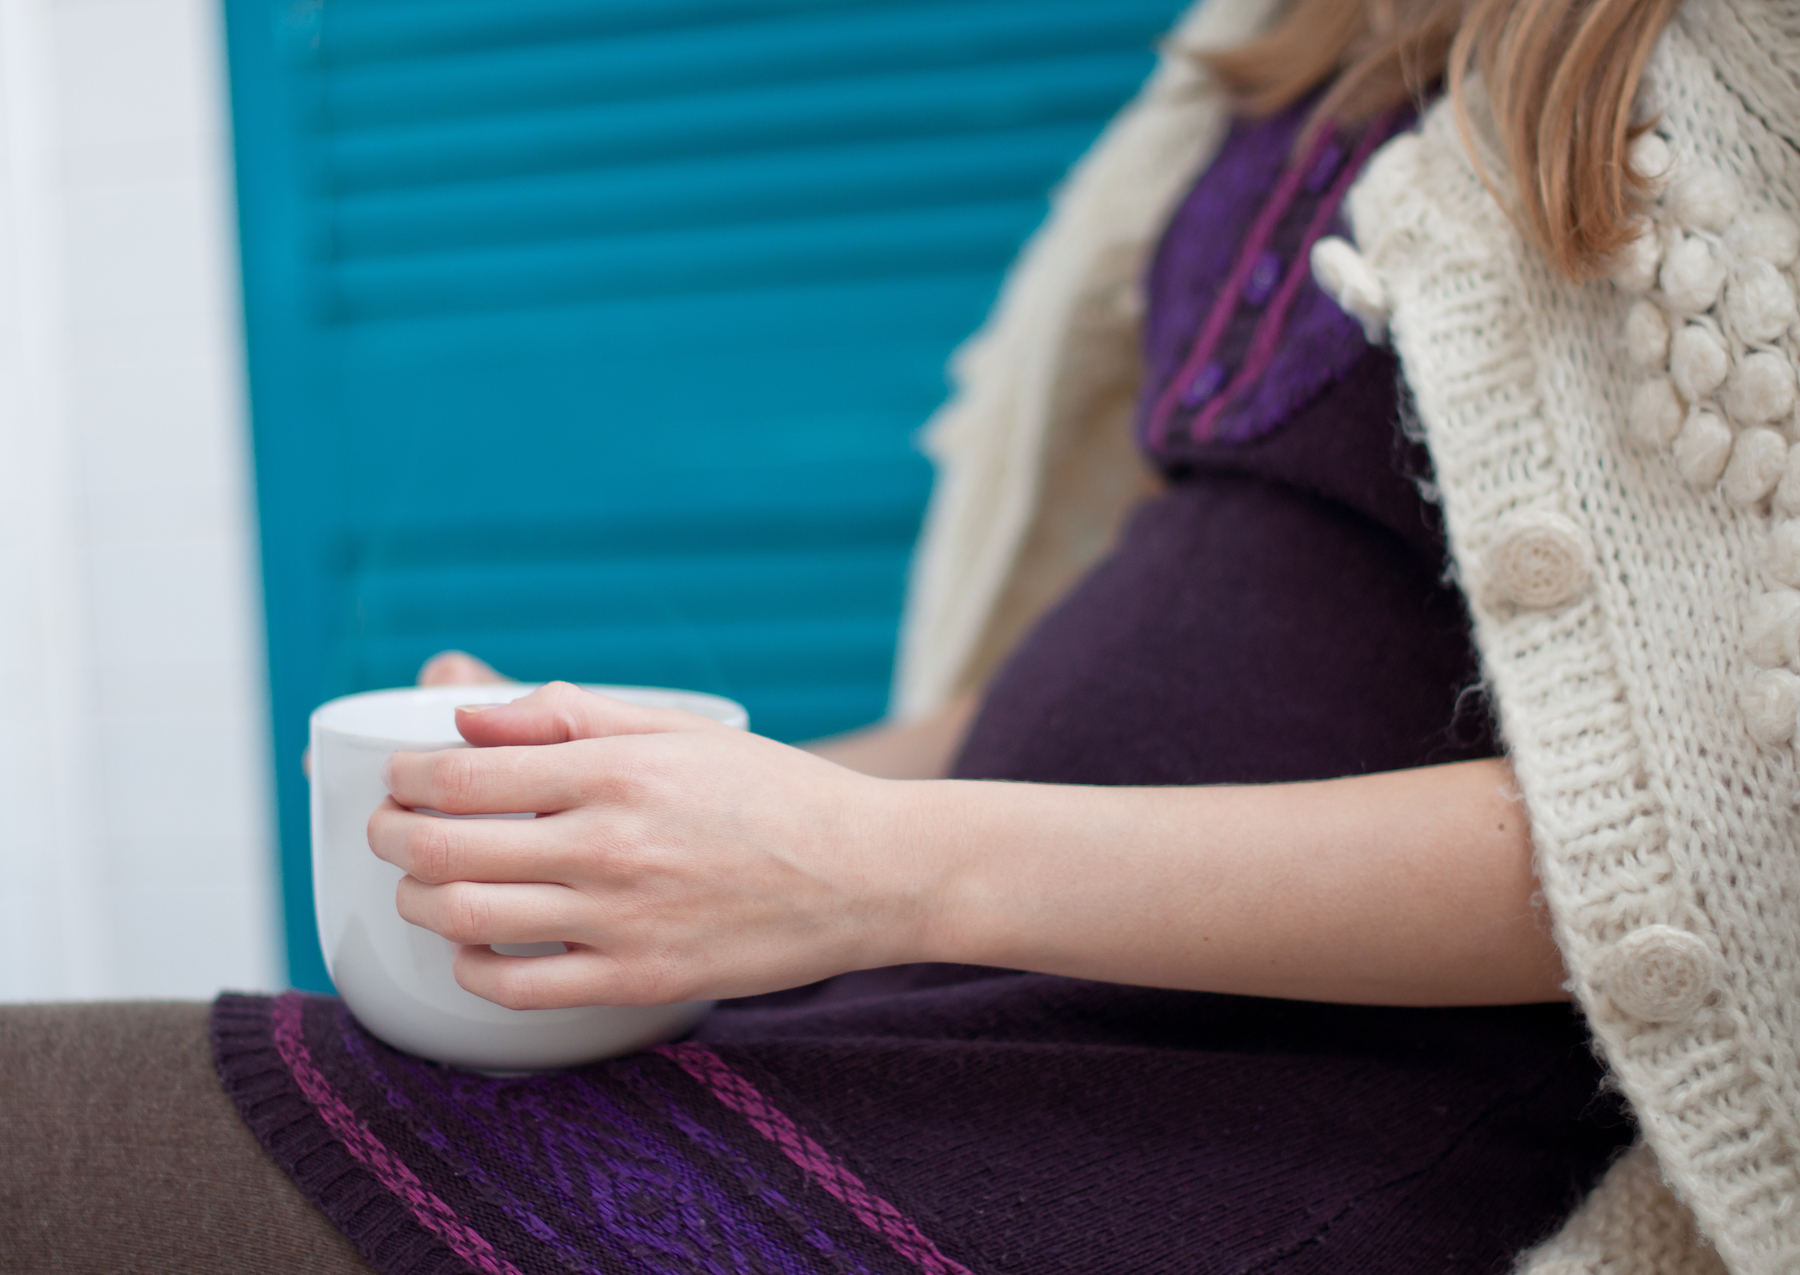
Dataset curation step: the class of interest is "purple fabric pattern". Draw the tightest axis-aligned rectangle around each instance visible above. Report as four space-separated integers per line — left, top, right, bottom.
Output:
216 979 1629 1275
214 992 943 1275
1138 96 1411 456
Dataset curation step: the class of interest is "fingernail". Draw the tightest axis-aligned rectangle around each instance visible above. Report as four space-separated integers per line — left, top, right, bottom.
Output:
380 755 394 791
456 703 496 715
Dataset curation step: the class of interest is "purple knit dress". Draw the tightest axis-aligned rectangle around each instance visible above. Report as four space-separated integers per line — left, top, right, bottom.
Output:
214 99 1631 1275
954 99 1495 788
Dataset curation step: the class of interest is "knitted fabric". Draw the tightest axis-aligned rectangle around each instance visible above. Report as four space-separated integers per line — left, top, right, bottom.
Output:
217 983 1627 1274
951 93 1500 788
1135 94 1412 457
1138 102 1411 453
894 0 1800 1270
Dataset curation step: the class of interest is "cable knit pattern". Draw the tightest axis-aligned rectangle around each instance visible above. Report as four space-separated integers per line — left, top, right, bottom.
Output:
895 1 1800 1270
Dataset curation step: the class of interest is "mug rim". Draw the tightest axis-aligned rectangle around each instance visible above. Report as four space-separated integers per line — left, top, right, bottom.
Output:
311 682 749 750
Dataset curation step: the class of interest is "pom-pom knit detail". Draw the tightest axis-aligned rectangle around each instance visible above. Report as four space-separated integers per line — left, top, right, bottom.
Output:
1603 109 1800 765
1722 426 1787 505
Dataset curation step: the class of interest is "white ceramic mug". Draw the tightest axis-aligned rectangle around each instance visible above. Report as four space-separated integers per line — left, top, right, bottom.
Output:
309 682 749 1071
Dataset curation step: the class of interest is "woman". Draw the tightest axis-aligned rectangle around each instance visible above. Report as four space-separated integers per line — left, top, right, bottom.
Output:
7 0 1795 1270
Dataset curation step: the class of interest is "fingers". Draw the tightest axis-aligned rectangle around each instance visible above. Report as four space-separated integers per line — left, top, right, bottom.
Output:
454 681 724 748
382 740 612 816
452 944 690 1010
395 876 581 946
418 650 511 686
369 797 576 882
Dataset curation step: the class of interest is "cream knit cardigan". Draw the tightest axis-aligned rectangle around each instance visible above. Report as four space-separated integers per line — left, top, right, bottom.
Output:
892 1 1800 1271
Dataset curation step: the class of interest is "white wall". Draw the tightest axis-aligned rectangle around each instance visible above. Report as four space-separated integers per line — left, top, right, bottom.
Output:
0 0 280 999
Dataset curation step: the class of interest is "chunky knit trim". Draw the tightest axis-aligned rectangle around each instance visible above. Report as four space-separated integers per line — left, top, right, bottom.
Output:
1340 24 1800 1268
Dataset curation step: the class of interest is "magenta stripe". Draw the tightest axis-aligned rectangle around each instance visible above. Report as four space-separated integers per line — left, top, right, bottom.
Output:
1189 105 1404 443
270 994 524 1275
657 1043 974 1275
1143 120 1339 449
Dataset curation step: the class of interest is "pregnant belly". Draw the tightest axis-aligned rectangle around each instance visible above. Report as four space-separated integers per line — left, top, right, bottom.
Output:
951 472 1496 787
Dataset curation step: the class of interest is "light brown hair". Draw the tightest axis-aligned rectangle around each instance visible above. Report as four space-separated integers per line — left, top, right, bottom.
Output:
1202 0 1683 281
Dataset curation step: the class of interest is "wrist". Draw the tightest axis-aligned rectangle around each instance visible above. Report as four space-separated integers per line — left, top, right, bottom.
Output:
875 778 1020 970
853 777 983 968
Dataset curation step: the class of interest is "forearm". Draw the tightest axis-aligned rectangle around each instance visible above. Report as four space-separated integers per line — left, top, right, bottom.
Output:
378 686 1565 1010
897 758 1568 1006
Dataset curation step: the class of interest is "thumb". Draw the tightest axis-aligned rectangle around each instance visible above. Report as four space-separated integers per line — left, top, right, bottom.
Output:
454 681 727 747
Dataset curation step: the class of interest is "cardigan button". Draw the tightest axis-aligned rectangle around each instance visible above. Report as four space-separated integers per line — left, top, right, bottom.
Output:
1599 926 1720 1022
1486 512 1592 610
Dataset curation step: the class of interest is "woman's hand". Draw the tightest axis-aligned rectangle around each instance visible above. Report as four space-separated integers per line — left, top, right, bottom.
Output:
367 683 941 1009
416 647 974 780
417 650 510 686
307 649 513 777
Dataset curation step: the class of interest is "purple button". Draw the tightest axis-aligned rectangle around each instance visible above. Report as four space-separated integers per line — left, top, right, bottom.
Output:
1180 361 1227 409
1305 140 1345 193
1245 251 1282 306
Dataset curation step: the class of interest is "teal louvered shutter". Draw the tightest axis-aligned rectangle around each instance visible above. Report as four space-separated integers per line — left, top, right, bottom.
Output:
223 0 1189 991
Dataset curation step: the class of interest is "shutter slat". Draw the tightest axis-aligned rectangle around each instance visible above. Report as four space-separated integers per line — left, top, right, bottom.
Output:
341 270 1002 353
358 551 911 634
321 0 1172 128
331 198 1042 319
322 52 1150 192
320 0 895 66
353 618 906 680
343 485 927 566
331 123 1093 260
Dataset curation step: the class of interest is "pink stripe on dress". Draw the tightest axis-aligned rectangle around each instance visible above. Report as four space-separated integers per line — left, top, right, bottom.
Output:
1188 104 1404 443
271 994 524 1275
1143 120 1340 449
658 1042 975 1275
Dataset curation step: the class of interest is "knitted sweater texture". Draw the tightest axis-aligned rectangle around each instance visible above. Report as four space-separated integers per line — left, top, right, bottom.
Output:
893 2 1800 1272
